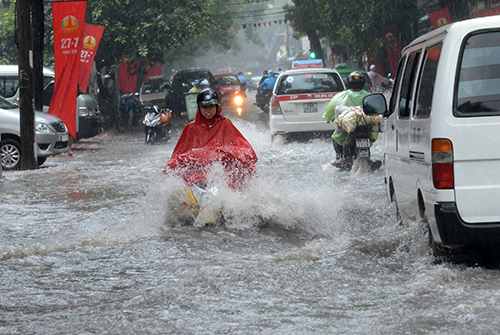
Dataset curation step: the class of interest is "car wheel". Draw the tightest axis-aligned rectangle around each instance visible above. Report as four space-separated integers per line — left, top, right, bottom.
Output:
1 139 21 170
37 156 47 167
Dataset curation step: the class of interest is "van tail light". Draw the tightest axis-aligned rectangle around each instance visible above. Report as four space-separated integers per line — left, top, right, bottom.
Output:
432 139 454 189
270 95 282 114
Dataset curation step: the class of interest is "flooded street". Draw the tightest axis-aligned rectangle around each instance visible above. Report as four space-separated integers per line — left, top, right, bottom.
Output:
2 102 500 334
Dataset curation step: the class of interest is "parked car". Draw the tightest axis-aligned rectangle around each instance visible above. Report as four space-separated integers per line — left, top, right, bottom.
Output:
42 80 102 140
139 75 170 108
269 61 345 140
335 65 371 92
365 15 500 258
214 73 245 113
0 95 69 170
0 65 102 140
166 68 218 117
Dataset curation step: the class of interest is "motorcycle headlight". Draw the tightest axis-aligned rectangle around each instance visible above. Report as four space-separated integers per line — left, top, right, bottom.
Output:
234 95 243 105
36 121 54 133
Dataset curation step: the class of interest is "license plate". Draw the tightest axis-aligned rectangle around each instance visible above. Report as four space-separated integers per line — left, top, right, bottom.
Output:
303 103 317 113
60 134 69 142
356 138 370 148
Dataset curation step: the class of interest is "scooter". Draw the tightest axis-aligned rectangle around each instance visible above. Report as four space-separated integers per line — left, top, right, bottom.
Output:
142 105 171 145
340 125 381 171
184 182 220 224
254 89 272 113
333 105 384 172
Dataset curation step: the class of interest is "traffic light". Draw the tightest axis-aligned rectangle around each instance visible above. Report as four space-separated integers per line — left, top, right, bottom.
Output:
309 49 316 59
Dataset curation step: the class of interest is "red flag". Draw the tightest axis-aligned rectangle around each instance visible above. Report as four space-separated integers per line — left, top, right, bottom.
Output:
78 24 105 93
475 6 500 18
50 1 87 138
428 8 451 29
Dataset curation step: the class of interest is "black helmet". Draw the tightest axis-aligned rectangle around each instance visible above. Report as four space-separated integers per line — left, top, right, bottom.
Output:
197 88 219 107
347 71 366 90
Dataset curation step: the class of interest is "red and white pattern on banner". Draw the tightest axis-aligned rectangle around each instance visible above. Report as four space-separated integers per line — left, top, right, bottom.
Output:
78 24 105 93
276 93 337 102
49 0 87 138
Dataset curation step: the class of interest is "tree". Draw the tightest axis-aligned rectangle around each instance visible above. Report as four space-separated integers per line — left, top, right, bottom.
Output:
284 0 324 60
285 0 420 64
91 0 240 88
17 0 36 170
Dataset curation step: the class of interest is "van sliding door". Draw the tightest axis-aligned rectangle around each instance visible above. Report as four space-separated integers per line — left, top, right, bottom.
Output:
394 51 421 217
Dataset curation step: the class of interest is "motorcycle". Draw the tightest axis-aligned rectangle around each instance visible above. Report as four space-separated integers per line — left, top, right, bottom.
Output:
117 92 142 132
254 89 272 113
183 182 220 225
142 105 171 145
338 125 381 171
333 105 384 171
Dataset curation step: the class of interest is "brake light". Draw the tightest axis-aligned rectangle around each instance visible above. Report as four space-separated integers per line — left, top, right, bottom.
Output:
270 94 282 114
432 139 454 189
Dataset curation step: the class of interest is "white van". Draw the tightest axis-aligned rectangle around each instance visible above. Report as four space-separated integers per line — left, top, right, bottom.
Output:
364 15 500 255
0 65 102 140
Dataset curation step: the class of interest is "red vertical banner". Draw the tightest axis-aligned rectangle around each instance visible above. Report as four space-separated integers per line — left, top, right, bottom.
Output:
78 24 105 93
385 26 400 76
429 8 451 29
49 1 87 138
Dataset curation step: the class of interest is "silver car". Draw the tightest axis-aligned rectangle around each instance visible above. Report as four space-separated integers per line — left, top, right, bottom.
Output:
0 95 69 170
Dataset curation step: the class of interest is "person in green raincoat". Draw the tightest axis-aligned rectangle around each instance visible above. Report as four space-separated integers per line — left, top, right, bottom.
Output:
323 71 378 170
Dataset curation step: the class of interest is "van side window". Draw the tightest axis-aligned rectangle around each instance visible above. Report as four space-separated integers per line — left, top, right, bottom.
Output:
389 56 407 114
456 31 500 116
415 44 442 118
0 77 19 99
398 51 421 118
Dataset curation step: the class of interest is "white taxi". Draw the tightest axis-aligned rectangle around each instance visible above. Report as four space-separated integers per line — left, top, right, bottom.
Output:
269 60 345 139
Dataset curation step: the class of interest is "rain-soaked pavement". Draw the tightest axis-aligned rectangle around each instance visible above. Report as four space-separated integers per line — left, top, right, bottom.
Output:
2 97 500 334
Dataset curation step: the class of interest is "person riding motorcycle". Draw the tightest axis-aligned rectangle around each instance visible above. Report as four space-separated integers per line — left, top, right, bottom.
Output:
259 70 277 92
188 79 202 93
323 71 381 171
163 88 257 189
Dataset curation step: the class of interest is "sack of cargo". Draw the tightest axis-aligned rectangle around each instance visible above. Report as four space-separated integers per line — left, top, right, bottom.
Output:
334 106 382 133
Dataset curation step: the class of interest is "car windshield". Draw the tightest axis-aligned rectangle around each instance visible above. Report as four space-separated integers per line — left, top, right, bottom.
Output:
0 95 16 109
276 72 344 94
142 80 167 94
173 72 212 93
455 31 500 116
216 76 238 86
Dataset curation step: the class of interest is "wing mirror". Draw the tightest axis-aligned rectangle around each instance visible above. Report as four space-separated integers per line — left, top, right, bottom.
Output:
363 93 388 116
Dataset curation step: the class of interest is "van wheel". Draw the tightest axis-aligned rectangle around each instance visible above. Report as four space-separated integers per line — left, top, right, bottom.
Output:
1 139 21 170
389 179 403 226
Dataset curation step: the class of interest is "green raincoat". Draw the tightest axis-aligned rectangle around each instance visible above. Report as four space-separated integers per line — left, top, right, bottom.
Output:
322 89 370 145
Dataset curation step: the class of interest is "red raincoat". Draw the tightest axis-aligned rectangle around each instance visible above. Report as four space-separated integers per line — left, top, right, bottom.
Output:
163 106 257 188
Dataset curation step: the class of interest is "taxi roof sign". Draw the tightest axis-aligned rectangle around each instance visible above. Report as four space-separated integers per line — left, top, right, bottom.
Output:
292 59 323 68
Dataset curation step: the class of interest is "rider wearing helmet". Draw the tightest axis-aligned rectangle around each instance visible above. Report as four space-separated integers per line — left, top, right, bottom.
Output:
164 88 257 188
188 79 202 93
323 71 378 170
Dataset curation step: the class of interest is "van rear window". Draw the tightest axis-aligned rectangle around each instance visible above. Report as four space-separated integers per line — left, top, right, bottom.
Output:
455 31 500 116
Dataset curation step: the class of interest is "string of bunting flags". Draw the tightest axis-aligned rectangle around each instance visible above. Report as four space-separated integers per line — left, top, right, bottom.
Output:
222 19 290 30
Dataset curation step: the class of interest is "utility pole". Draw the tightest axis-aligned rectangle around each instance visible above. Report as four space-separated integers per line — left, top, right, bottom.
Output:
17 0 37 170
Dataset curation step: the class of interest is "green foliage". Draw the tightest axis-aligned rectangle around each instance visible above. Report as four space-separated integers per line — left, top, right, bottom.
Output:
0 4 17 64
286 0 420 61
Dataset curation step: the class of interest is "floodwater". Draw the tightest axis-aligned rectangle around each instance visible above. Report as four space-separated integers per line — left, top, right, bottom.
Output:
1 106 500 334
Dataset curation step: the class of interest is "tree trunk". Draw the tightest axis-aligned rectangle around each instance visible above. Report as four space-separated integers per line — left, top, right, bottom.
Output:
306 29 323 61
17 0 36 170
31 0 44 112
